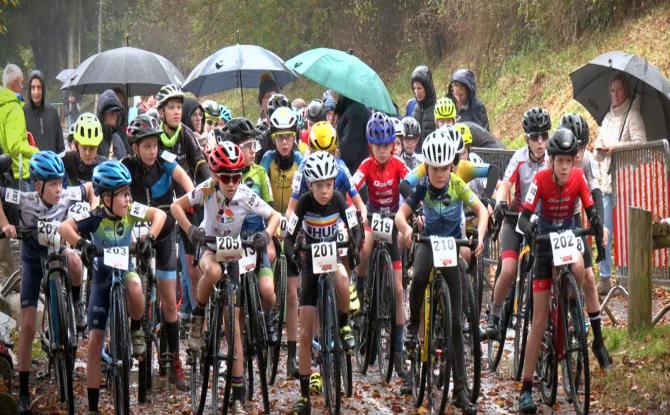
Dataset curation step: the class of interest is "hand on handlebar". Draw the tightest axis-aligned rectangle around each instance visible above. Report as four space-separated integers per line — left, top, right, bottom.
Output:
493 201 508 227
187 225 206 246
413 215 425 232
251 231 270 249
77 238 96 267
2 224 16 239
474 239 484 257
400 225 413 248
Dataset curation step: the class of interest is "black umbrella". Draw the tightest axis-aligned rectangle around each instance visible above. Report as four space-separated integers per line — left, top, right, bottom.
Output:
570 51 670 141
62 46 184 96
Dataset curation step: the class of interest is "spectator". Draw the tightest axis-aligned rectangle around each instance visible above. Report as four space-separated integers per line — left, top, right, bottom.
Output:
448 68 490 131
96 89 127 159
405 97 417 117
334 91 370 174
23 70 65 154
181 97 205 150
64 91 80 127
258 72 282 121
411 65 437 145
594 73 647 295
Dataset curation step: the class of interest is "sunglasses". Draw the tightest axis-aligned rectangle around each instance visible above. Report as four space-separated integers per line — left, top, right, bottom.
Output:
217 173 242 184
192 111 204 118
527 132 549 142
272 132 296 142
240 140 261 152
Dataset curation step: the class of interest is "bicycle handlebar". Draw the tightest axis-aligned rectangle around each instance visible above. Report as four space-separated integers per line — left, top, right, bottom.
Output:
492 211 521 240
0 228 37 240
534 227 594 243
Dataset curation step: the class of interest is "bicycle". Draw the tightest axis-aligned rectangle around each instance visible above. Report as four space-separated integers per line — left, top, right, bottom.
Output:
533 228 592 415
268 235 288 386
407 234 472 415
297 239 350 415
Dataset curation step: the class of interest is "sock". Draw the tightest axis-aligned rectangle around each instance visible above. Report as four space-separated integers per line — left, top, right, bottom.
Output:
491 303 503 318
299 374 310 398
589 312 603 348
338 312 349 329
87 388 99 412
522 380 533 394
19 371 29 397
130 319 141 331
394 325 404 350
288 340 297 359
165 320 180 353
232 376 245 401
72 285 81 302
192 303 206 316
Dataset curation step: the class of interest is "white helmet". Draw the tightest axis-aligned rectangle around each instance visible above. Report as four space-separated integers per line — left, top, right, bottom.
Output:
392 117 405 137
422 126 460 167
303 151 338 183
438 124 464 154
156 84 184 109
269 107 297 132
469 152 485 164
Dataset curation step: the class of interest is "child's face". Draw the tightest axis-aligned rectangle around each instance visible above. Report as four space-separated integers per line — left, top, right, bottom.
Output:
273 131 295 157
104 187 132 216
216 173 242 199
308 179 335 205
36 179 63 205
403 137 418 155
393 137 403 156
552 155 574 185
78 144 98 165
135 137 159 166
238 139 257 168
574 146 586 167
436 118 454 129
103 111 120 128
370 143 394 164
161 100 182 129
427 165 452 189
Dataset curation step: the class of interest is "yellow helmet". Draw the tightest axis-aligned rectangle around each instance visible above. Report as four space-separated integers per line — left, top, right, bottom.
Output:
434 97 457 121
453 122 472 146
309 121 338 152
74 112 103 147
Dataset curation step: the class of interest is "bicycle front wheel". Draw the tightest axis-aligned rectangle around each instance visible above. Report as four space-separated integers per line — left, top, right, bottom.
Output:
427 273 451 415
460 261 481 404
513 255 532 381
221 284 236 415
268 253 287 385
110 285 130 415
48 274 75 415
246 272 270 414
487 259 514 372
376 248 395 383
320 275 342 415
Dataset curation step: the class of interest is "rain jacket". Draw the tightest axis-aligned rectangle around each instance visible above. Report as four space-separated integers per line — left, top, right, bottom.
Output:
594 97 647 194
0 87 38 180
96 89 128 160
448 69 490 131
181 98 204 135
335 95 370 174
411 66 436 143
23 70 64 153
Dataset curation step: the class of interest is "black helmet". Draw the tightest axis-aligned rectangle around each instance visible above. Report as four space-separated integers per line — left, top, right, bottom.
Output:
127 114 162 144
222 117 256 144
267 93 290 117
547 128 578 157
402 117 421 138
522 107 551 134
559 113 589 147
306 99 327 123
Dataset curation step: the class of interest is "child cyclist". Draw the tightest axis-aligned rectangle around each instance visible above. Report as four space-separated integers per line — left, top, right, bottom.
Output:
516 129 605 413
221 116 279 345
399 116 423 170
285 151 362 415
0 151 94 413
395 127 487 414
58 160 167 415
434 96 457 128
352 112 409 387
123 114 195 390
171 142 280 415
392 117 404 156
62 112 106 185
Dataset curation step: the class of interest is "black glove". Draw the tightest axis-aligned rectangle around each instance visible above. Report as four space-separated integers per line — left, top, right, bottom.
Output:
524 221 538 243
251 231 269 249
187 225 206 246
289 252 301 272
588 211 605 244
480 196 493 209
348 244 360 269
76 238 95 266
493 201 508 226
596 246 606 264
137 234 155 257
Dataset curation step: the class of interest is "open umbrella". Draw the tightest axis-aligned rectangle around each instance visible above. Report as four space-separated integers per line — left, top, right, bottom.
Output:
570 51 670 141
286 48 396 115
63 46 184 96
55 68 76 84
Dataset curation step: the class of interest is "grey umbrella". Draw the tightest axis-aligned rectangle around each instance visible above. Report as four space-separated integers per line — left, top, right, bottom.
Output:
55 68 76 84
62 46 184 96
570 50 670 141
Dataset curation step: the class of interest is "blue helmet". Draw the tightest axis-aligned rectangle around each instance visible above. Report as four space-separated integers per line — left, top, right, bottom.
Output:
366 112 395 145
92 160 132 195
219 105 232 122
29 151 65 181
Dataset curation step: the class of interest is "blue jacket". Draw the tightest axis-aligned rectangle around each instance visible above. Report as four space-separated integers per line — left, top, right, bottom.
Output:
448 69 490 131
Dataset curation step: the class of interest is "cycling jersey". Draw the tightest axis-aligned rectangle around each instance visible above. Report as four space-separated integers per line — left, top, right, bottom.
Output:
404 174 479 238
400 152 423 171
62 151 105 185
241 163 274 234
403 159 491 189
260 149 304 214
503 147 548 211
291 157 358 203
159 124 209 195
188 178 274 238
353 155 408 214
523 167 594 229
76 205 147 251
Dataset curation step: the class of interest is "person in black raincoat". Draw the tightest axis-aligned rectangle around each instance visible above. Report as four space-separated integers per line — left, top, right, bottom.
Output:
410 65 436 146
448 68 490 131
334 92 371 174
96 89 128 159
23 70 64 153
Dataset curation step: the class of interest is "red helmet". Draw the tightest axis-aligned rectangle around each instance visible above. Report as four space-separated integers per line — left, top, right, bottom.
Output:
208 142 245 174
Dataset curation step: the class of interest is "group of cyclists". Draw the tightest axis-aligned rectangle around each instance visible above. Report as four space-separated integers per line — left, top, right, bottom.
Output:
1 79 616 415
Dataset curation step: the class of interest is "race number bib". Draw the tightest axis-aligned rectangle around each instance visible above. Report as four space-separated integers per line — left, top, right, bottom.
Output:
291 171 303 193
214 236 243 262
4 188 19 205
345 207 358 228
63 186 82 201
37 220 61 248
429 236 458 268
371 213 393 243
67 202 90 221
524 182 538 206
549 230 580 266
161 150 177 163
286 213 299 235
238 246 257 272
103 246 129 270
337 222 348 257
311 241 337 274
278 216 288 239
129 202 148 219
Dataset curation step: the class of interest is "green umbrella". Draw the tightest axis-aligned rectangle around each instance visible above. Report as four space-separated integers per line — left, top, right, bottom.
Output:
286 48 397 115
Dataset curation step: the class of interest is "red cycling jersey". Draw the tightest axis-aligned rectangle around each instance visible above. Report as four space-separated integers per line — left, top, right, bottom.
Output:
522 167 594 225
353 155 409 214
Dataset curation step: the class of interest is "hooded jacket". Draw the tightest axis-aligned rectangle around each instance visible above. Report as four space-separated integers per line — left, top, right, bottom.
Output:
335 95 370 174
96 89 128 160
410 66 436 143
23 70 64 154
0 87 38 180
181 98 204 135
448 69 490 131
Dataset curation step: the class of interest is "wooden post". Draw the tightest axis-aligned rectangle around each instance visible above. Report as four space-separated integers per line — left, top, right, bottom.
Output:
628 207 653 335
